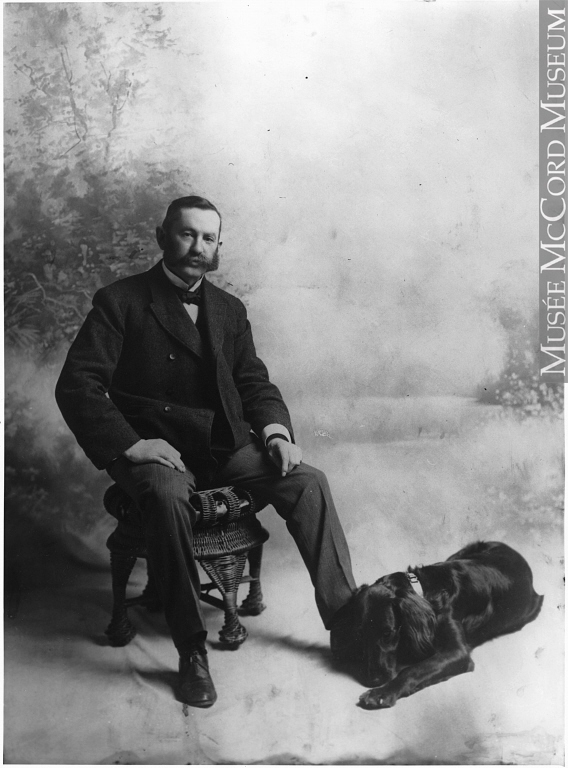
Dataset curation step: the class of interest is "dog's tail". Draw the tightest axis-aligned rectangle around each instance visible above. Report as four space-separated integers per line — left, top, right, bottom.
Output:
526 591 544 625
500 590 544 640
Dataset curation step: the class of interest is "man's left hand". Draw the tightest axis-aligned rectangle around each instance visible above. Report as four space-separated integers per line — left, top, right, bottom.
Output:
267 438 303 477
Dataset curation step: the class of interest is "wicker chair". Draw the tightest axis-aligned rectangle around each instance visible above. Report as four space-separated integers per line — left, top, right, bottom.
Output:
103 484 269 648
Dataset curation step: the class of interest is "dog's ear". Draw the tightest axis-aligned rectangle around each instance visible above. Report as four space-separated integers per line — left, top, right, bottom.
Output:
397 592 437 659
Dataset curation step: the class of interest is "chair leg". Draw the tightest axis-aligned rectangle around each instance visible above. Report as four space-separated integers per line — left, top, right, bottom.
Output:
239 544 266 616
201 554 249 647
105 551 138 647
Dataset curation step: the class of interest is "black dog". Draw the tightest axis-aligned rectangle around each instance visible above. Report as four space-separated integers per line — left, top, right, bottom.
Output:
330 541 543 709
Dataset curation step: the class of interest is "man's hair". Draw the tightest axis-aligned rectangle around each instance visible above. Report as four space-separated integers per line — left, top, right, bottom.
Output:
161 196 222 235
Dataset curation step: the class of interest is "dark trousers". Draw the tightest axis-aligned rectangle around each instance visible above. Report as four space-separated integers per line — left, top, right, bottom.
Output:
108 439 356 655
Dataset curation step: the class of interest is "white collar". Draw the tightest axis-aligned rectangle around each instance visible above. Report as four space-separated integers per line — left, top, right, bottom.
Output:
407 572 424 598
162 260 205 292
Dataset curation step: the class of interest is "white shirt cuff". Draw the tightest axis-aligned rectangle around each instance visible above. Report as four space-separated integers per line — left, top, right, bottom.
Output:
261 424 291 445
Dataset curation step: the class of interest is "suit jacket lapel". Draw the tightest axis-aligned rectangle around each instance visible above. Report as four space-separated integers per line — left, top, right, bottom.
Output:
147 262 204 358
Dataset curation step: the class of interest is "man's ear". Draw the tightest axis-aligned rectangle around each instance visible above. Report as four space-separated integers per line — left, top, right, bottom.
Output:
156 225 166 250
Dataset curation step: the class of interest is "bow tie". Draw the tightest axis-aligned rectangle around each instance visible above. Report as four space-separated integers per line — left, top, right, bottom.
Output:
175 287 202 306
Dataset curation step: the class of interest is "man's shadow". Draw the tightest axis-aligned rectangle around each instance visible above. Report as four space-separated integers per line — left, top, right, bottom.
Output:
247 629 365 684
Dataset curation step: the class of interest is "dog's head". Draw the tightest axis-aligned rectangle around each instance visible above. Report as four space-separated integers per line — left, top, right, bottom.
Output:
330 573 437 687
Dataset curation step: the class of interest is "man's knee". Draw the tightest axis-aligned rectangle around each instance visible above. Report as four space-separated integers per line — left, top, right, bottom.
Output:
276 463 333 520
130 465 195 515
294 463 330 494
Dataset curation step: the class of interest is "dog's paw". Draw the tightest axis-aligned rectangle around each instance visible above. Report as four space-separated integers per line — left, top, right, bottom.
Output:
358 687 397 710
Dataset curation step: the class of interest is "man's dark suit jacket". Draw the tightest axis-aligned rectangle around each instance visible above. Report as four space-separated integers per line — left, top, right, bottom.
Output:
55 261 293 470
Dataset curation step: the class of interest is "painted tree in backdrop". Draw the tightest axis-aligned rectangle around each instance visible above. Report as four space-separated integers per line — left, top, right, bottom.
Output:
4 4 193 531
5 3 189 354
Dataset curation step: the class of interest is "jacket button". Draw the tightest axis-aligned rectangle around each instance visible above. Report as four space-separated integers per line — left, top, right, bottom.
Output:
164 406 171 412
169 353 176 360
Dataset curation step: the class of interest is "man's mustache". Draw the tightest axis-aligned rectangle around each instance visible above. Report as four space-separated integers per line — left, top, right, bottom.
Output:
184 249 220 272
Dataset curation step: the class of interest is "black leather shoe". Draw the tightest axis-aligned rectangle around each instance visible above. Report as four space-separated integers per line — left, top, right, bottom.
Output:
177 647 217 708
329 600 356 663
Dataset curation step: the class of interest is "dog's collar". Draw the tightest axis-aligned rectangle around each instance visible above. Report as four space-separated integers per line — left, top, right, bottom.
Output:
407 572 424 598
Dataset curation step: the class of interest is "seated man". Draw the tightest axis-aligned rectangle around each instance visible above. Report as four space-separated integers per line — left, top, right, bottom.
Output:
55 195 356 708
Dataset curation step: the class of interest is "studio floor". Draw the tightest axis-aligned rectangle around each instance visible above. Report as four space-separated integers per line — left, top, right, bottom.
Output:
4 519 564 765
4 408 565 765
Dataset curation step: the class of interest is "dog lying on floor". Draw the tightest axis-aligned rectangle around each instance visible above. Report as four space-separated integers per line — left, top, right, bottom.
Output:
330 541 543 709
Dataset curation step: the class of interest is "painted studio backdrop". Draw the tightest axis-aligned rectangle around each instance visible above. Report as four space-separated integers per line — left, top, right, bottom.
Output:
4 2 564 765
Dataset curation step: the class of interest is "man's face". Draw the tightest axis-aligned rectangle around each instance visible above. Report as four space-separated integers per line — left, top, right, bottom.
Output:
156 207 221 285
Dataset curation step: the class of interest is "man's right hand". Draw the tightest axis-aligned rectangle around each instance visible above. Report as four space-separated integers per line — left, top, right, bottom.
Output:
123 439 186 472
